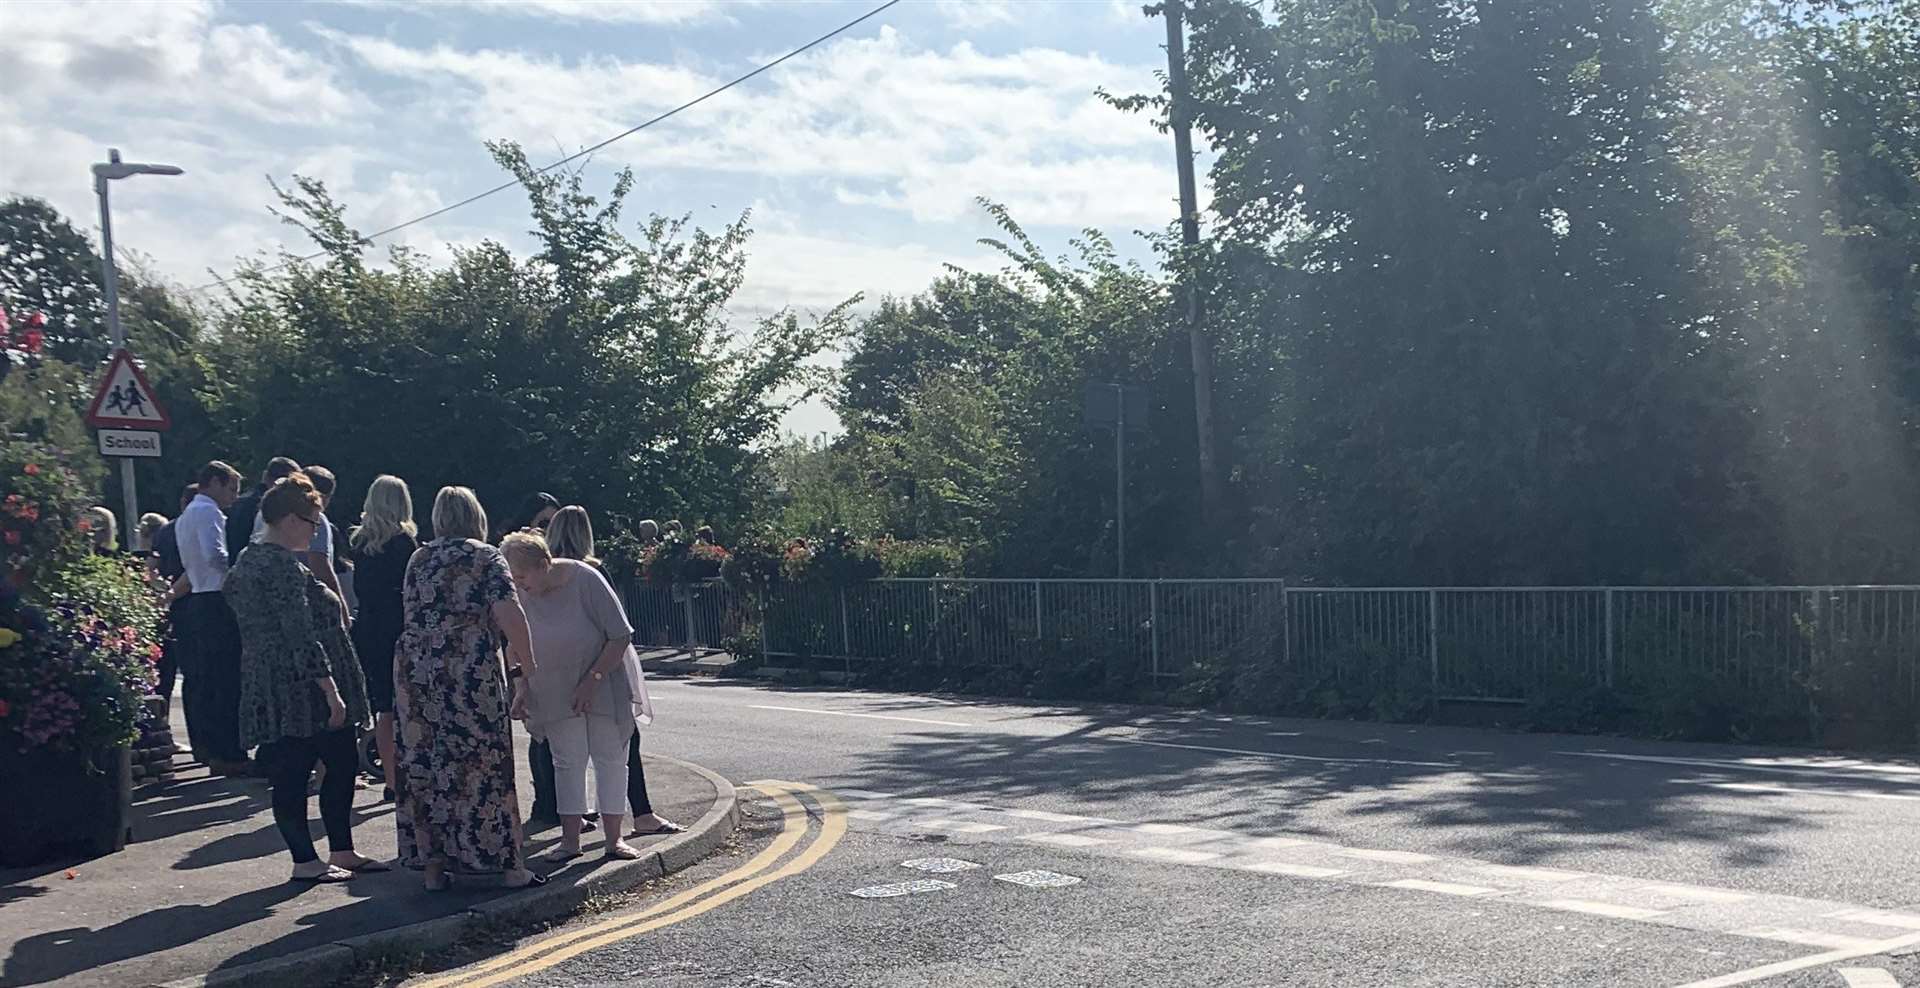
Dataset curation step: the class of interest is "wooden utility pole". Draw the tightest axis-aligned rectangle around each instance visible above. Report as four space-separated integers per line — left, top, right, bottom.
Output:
1162 0 1222 524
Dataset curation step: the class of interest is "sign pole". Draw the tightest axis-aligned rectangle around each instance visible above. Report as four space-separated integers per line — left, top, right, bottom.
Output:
1114 383 1126 579
94 169 139 541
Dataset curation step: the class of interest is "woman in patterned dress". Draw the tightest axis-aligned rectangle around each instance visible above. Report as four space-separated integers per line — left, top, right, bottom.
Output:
393 486 543 891
225 473 378 883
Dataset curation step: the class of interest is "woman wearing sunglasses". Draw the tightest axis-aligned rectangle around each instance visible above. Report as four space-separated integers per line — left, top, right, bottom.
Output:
224 471 378 883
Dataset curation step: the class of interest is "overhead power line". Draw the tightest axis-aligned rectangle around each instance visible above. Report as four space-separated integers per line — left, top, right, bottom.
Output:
189 0 903 293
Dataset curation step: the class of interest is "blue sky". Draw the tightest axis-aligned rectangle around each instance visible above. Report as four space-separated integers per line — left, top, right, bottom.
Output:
1 0 1182 435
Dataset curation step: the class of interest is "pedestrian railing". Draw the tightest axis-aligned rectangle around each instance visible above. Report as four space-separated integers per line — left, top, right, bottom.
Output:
623 578 1920 706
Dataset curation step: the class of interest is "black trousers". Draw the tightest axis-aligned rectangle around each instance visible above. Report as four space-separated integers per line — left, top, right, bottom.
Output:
157 596 187 702
529 731 654 818
177 592 244 763
260 728 358 864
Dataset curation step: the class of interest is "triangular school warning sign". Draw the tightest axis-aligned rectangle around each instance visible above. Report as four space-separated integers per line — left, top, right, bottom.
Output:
84 348 171 430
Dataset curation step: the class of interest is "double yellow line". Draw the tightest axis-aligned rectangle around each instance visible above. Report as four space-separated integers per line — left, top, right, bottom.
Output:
411 781 845 988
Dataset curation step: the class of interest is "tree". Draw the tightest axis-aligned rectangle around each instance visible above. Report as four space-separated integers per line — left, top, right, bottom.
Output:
198 143 851 535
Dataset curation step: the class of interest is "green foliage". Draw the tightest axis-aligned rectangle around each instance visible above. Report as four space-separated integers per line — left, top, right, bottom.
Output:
788 529 881 586
40 552 166 647
873 538 965 578
0 435 163 755
720 528 784 600
0 439 93 581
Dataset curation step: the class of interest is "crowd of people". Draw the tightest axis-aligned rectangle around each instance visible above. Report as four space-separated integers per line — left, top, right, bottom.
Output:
119 457 680 888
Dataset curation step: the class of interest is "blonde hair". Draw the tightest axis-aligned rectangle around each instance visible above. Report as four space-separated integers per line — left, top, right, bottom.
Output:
431 486 488 542
136 512 167 552
83 506 117 551
545 505 597 564
351 475 418 554
499 531 552 571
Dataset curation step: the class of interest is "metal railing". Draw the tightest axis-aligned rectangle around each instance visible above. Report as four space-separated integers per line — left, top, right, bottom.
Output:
626 579 1920 706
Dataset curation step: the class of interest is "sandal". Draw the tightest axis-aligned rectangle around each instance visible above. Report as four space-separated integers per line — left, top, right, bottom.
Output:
602 841 643 861
291 863 353 884
503 869 547 889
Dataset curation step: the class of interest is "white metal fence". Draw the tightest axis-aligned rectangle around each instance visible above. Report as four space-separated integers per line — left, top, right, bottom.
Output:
627 579 1920 706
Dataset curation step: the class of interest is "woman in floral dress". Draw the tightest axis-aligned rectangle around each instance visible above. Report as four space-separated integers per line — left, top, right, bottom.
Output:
393 486 542 891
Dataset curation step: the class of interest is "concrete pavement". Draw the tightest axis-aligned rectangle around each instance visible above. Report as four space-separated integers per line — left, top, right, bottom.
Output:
0 699 734 988
393 678 1920 987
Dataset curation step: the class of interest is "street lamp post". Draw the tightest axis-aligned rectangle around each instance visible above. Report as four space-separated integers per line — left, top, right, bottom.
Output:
91 149 183 540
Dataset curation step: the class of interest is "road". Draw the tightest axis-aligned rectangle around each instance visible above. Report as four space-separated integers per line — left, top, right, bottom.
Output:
403 679 1920 988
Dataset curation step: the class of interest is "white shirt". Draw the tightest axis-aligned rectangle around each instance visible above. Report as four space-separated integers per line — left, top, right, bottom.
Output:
176 493 230 594
253 508 334 562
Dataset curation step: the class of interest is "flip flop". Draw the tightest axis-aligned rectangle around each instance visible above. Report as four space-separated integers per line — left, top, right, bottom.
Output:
291 865 354 884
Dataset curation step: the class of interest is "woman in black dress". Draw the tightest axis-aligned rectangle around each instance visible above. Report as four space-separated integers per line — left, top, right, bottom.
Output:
348 474 419 802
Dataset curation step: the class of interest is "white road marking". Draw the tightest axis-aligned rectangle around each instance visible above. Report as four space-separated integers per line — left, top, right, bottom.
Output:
1681 780 1920 802
903 797 990 811
1476 865 1588 883
1131 823 1215 837
1839 968 1902 988
1541 899 1668 921
1383 879 1499 897
901 857 981 874
1638 884 1752 904
1131 847 1224 864
749 705 970 727
1668 931 1920 987
1003 809 1121 825
1021 832 1115 848
913 818 1006 835
995 870 1083 889
1557 750 1920 783
1736 928 1881 951
851 879 956 899
1248 836 1322 851
1339 848 1435 865
1105 735 1458 768
1244 861 1346 879
1831 909 1920 931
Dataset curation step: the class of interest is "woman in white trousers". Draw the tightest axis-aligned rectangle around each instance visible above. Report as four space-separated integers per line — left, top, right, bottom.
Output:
502 532 645 861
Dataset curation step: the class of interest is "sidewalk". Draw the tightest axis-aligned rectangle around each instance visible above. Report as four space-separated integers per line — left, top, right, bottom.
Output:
0 698 736 988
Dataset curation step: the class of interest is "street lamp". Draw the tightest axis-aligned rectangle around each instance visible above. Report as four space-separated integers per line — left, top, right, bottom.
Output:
92 148 183 538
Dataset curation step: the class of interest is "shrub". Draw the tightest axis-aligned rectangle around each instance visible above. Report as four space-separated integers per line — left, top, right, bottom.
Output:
874 538 965 578
0 584 157 754
1 439 92 583
720 528 783 600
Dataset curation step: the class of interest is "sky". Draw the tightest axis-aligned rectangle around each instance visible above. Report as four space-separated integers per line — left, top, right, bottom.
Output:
0 0 1183 436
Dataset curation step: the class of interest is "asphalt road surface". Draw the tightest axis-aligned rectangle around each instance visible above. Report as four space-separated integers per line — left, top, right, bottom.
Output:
404 680 1920 988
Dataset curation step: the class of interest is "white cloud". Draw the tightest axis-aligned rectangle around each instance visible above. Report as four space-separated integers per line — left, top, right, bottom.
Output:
320 24 1170 230
0 1 360 124
934 0 1018 29
342 0 736 24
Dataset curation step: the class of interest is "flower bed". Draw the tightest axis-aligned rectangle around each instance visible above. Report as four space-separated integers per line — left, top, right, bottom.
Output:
0 429 163 865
